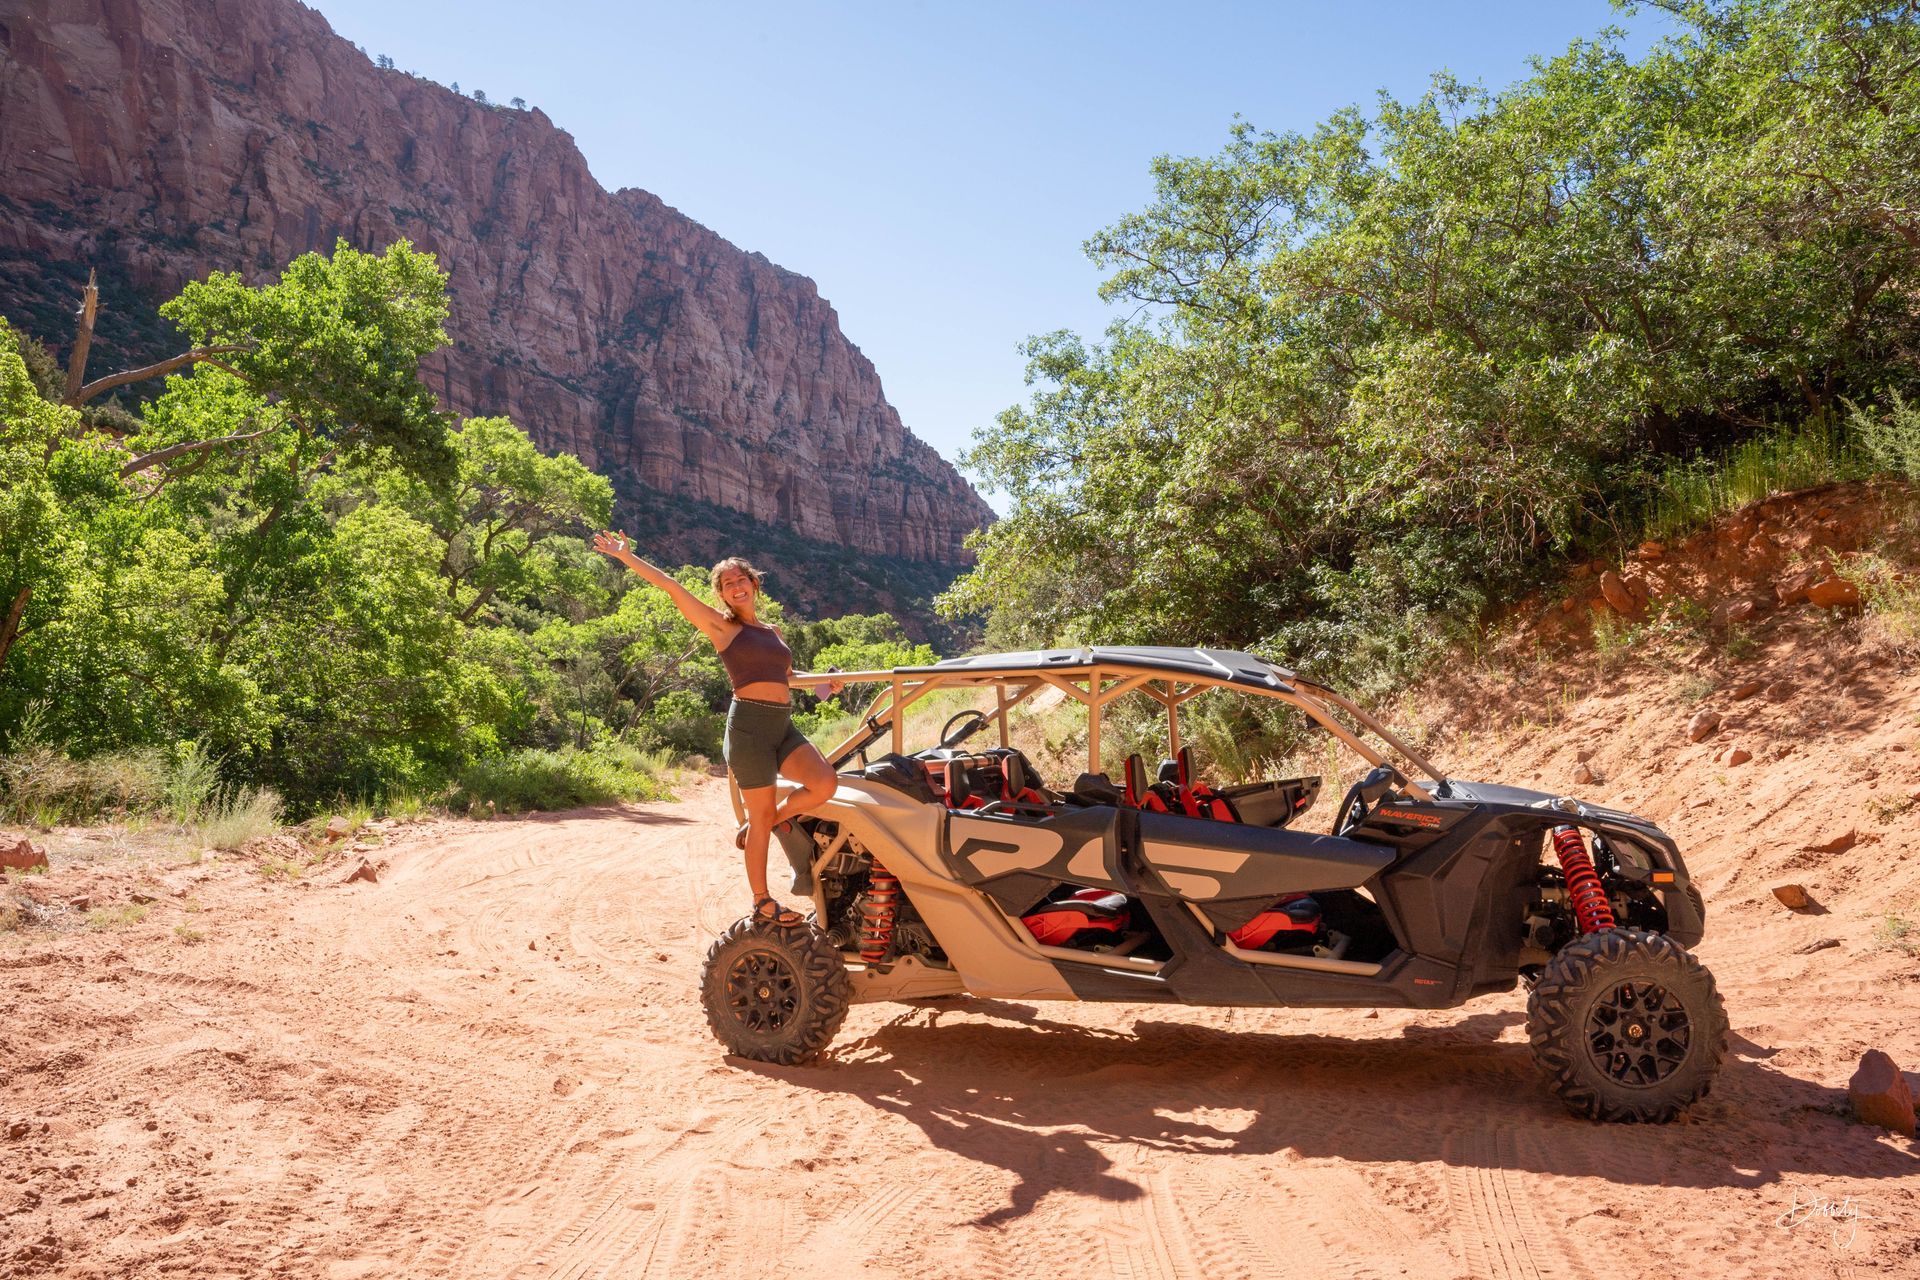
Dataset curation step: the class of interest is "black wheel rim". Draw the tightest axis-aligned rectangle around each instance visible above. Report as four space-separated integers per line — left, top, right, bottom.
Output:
1585 979 1692 1087
725 947 799 1035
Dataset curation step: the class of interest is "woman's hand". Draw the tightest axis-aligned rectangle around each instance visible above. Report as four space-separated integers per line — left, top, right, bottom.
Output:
592 535 729 636
591 530 636 564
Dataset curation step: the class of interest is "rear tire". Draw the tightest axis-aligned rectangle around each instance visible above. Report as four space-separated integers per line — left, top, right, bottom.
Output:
701 916 851 1065
1527 927 1726 1122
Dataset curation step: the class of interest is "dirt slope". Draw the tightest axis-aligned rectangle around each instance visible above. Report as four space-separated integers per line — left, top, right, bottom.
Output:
4 488 1919 1279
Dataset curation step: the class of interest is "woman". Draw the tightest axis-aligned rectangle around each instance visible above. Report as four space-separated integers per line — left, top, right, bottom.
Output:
592 532 842 927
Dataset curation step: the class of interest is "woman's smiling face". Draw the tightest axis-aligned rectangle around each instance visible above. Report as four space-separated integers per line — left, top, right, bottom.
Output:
718 569 757 612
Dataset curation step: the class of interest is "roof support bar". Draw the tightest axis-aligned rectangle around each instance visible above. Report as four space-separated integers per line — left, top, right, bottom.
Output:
1088 667 1103 776
816 653 1450 796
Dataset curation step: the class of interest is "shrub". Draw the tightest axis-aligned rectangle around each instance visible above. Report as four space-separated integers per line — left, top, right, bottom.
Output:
635 689 723 759
164 741 222 825
452 740 675 813
1847 554 1920 661
1849 392 1920 482
1591 611 1641 667
380 792 435 821
796 704 861 752
1873 912 1918 957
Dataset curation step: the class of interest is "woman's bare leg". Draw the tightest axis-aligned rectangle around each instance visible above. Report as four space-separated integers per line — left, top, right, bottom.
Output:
771 744 838 826
738 782 782 907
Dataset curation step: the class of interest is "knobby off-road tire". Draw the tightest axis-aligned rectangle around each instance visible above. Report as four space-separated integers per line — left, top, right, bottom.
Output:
701 916 851 1065
1527 927 1727 1123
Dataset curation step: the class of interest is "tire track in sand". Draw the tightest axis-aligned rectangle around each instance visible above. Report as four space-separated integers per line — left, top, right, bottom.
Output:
54 1034 223 1101
1185 1163 1419 1280
780 1177 929 1271
1444 1126 1593 1280
633 1162 792 1280
1097 1156 1206 1280
500 1111 765 1279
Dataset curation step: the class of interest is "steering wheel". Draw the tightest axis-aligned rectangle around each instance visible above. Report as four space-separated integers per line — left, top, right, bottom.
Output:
938 709 990 749
1334 780 1370 837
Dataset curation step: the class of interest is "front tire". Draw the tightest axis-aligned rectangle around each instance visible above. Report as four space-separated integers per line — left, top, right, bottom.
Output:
1527 927 1727 1122
701 916 851 1065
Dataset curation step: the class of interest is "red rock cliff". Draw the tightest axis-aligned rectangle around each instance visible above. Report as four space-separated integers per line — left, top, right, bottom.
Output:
0 0 993 567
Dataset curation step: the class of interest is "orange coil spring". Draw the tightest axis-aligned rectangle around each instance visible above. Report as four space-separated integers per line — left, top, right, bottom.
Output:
1551 825 1616 934
858 862 902 962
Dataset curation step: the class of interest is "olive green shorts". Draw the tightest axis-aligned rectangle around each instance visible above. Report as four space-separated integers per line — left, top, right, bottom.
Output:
724 697 810 790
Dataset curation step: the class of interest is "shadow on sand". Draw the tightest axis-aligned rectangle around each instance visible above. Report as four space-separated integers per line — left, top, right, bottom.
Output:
743 1001 1916 1227
512 803 699 827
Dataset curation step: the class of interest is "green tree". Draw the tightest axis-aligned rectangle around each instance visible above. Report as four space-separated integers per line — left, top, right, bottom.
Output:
4 235 931 814
946 0 1920 693
0 322 76 679
146 238 455 479
349 414 613 625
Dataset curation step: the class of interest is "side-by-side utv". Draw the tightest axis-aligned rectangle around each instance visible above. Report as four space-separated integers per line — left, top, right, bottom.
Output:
702 647 1725 1121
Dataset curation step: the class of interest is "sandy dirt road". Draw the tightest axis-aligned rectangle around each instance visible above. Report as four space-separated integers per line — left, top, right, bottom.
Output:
3 772 1917 1279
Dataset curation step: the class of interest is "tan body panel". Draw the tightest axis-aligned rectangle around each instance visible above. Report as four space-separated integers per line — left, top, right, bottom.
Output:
812 781 1076 1003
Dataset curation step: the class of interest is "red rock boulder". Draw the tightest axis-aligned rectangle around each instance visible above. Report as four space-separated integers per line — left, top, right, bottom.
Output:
0 837 48 873
1848 1051 1916 1137
1805 577 1863 610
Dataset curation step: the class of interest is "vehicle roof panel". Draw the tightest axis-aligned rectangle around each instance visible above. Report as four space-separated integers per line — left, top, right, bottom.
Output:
901 646 1299 693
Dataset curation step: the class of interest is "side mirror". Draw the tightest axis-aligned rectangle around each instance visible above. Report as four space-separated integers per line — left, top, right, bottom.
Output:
1356 764 1398 807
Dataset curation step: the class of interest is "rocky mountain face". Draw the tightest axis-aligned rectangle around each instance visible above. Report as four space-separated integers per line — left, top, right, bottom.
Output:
0 0 993 614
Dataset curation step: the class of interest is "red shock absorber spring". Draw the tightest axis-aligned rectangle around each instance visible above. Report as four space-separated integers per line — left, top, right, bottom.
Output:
1551 825 1616 934
857 862 902 962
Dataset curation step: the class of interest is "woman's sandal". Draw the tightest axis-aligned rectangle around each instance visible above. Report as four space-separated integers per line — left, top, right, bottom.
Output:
752 894 805 928
735 818 793 850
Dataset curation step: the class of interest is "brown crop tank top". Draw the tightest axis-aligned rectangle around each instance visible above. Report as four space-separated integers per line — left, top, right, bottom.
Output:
718 622 793 689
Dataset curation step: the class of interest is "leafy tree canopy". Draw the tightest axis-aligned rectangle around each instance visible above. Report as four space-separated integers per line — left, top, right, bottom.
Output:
2 243 924 813
944 0 1920 695
160 238 455 479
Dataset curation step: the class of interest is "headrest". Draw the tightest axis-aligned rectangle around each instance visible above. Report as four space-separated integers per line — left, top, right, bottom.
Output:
1072 772 1123 805
943 757 985 804
1157 758 1179 785
1177 745 1194 786
1124 754 1148 805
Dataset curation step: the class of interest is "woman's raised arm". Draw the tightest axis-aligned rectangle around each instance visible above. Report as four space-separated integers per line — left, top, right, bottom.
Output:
591 531 730 639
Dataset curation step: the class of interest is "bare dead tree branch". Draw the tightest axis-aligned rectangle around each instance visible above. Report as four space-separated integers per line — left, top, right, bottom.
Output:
62 271 99 402
119 425 273 477
65 344 251 407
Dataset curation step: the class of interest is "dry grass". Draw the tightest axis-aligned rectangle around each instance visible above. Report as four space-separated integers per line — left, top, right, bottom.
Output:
1868 793 1918 823
196 786 284 850
1873 912 1919 957
0 742 166 827
254 850 326 880
83 902 150 930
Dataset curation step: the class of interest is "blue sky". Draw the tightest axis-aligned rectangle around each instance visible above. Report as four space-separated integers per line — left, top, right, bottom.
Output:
311 1 1671 503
